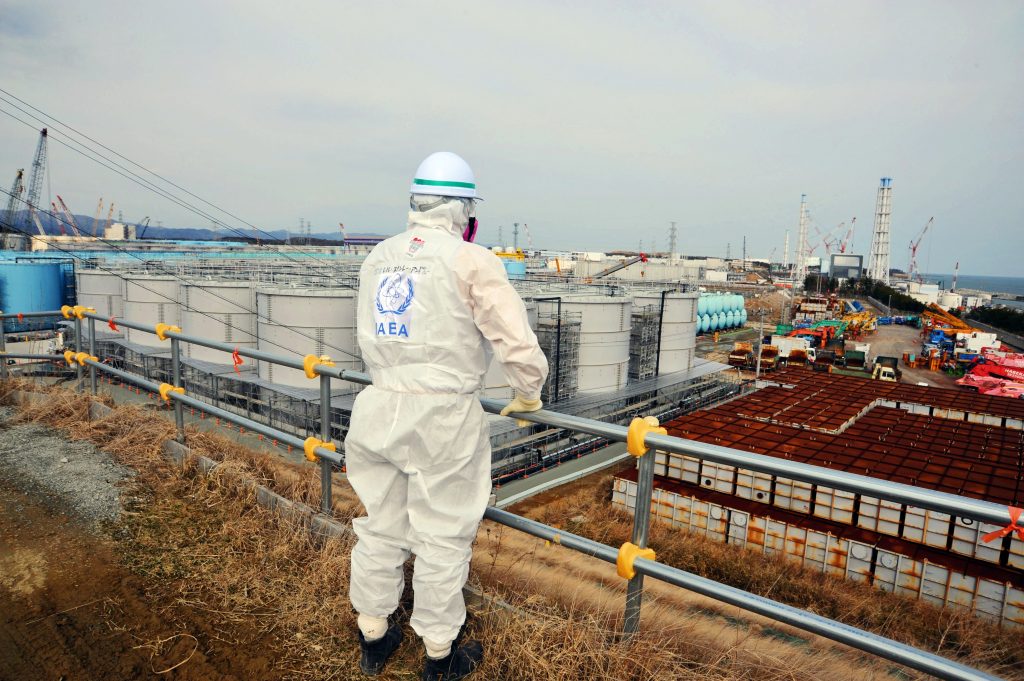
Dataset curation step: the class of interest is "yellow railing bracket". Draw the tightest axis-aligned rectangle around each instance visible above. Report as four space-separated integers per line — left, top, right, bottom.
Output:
73 352 97 366
60 305 74 319
626 416 666 457
303 436 336 462
158 383 185 402
155 323 182 341
303 354 336 379
63 349 76 367
616 541 656 580
72 305 96 320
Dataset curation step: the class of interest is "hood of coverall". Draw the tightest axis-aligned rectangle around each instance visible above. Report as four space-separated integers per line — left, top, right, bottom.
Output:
407 195 473 241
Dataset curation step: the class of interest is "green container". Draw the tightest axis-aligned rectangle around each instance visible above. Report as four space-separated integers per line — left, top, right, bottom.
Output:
776 324 793 335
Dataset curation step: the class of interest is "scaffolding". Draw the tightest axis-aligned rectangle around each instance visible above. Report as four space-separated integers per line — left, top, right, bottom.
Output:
535 311 580 403
629 304 660 381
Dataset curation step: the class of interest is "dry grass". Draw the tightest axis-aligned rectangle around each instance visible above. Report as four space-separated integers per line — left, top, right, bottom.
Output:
2 382 1019 680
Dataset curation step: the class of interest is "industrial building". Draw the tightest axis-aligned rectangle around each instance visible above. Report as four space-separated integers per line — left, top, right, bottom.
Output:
613 367 1024 626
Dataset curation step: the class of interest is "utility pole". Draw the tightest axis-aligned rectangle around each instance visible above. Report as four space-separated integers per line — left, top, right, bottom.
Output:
726 242 731 261
755 309 765 379
513 222 519 251
742 236 747 272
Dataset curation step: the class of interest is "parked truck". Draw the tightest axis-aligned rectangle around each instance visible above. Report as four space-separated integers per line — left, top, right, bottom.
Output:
770 335 811 365
873 356 903 383
759 345 780 372
728 342 754 369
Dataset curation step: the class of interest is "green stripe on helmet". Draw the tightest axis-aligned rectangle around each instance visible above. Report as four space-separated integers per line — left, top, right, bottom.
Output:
413 178 476 189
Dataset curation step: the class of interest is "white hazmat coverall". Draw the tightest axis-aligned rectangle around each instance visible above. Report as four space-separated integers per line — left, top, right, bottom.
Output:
346 201 548 646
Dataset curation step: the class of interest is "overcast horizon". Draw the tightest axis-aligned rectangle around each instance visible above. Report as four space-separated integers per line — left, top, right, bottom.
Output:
1 1 1021 276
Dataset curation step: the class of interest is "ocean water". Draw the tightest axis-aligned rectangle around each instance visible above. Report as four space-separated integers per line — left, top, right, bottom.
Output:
921 273 1024 297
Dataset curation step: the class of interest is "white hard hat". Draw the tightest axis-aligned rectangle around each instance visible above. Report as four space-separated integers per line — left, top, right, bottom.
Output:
410 151 480 199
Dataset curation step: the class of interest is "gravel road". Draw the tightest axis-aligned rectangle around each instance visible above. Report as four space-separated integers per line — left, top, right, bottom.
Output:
0 407 134 525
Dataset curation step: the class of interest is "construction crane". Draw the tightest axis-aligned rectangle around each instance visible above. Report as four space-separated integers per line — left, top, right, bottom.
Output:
21 128 49 235
92 198 104 236
908 217 933 283
50 202 66 235
136 216 151 238
2 169 24 234
56 195 82 236
838 217 856 253
591 254 647 279
521 223 534 250
101 201 116 236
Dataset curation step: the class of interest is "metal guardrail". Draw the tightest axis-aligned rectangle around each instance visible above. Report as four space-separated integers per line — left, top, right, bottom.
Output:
0 307 1010 680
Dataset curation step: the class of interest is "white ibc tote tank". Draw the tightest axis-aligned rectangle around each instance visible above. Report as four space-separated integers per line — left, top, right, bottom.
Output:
180 281 257 363
76 270 125 337
122 275 181 347
631 291 698 375
255 286 360 388
537 294 631 394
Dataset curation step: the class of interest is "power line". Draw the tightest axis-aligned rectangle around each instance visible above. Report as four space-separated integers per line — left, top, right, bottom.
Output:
0 97 362 288
0 188 362 362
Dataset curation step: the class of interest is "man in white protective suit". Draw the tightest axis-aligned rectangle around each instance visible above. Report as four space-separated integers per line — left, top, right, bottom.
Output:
345 151 548 680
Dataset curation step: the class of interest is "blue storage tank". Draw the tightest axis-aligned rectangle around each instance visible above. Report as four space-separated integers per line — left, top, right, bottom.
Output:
500 258 527 280
700 313 710 333
0 262 64 332
710 312 720 330
697 296 708 316
726 310 735 328
740 309 748 325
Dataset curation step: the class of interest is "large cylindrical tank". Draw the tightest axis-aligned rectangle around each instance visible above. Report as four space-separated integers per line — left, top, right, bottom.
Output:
76 270 125 319
725 310 735 328
631 291 697 375
700 314 710 333
938 292 962 310
0 262 63 332
696 296 708 316
180 281 257 363
122 275 181 347
709 313 719 330
255 286 360 388
537 295 631 394
483 302 538 399
740 309 748 325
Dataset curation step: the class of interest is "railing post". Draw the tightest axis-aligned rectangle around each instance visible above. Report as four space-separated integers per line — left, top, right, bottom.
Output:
74 316 83 392
88 318 97 395
623 447 656 637
0 315 7 381
170 337 185 442
319 372 333 514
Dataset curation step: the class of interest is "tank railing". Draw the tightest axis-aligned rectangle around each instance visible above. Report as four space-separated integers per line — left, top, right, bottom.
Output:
0 308 1011 679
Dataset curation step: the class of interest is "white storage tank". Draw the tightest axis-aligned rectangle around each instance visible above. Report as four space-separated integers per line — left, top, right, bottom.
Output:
122 275 181 347
76 270 125 338
938 292 962 311
483 302 538 400
180 281 257 363
537 294 631 394
632 291 698 375
255 286 361 388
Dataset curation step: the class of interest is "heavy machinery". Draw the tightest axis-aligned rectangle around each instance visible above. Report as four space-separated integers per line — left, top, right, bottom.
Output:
591 254 648 279
759 345 780 371
55 196 82 236
921 303 979 336
873 356 902 382
20 128 48 236
2 169 24 235
728 342 754 369
907 217 933 283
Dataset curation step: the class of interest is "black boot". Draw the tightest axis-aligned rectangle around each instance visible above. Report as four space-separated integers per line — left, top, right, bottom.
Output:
359 621 403 675
421 641 483 681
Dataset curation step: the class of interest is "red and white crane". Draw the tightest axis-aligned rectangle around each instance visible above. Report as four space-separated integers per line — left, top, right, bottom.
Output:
908 217 933 283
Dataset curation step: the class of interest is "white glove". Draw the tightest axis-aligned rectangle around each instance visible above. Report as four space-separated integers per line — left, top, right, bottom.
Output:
500 393 543 427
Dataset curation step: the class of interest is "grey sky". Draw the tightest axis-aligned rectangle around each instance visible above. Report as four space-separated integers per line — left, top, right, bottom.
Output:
1 1 1021 275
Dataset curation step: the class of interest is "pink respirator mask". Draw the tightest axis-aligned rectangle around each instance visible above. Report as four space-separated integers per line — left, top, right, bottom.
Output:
463 217 478 243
